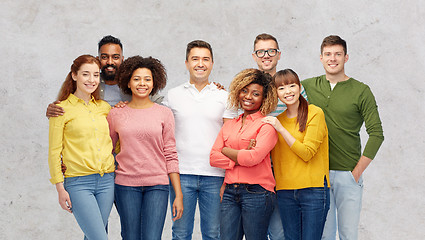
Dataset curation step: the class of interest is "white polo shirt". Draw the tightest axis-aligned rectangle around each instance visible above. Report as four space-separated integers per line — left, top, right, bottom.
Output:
164 82 237 177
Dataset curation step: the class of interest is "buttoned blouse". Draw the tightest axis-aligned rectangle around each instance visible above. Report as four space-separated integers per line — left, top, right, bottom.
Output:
48 94 115 184
210 111 278 192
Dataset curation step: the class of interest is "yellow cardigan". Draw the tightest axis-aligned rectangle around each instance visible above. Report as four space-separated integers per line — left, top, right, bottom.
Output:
272 104 330 190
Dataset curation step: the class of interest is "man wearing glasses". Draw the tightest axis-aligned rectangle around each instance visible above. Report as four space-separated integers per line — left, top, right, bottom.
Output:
252 34 308 119
251 33 304 240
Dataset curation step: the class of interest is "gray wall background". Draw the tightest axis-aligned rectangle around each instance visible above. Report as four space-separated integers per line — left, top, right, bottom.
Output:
1 0 424 239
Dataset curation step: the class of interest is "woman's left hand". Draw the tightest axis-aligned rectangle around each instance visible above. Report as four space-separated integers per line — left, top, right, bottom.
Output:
172 196 184 221
262 116 283 132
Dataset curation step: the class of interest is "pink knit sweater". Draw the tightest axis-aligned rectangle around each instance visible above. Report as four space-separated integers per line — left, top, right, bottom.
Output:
107 104 179 186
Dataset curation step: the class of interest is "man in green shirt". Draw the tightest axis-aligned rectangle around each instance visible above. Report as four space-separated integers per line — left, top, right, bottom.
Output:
302 35 384 240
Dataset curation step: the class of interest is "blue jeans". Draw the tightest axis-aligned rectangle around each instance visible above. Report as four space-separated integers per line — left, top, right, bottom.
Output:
220 184 275 240
277 179 329 240
322 171 363 240
114 184 169 240
267 200 285 240
64 173 115 240
169 174 223 240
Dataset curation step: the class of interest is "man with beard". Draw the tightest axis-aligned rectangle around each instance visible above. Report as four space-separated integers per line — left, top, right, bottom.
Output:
46 35 134 117
96 35 131 106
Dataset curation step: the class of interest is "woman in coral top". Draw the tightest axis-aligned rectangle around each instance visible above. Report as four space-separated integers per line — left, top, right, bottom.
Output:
48 55 115 239
210 68 278 240
107 56 183 240
262 69 330 240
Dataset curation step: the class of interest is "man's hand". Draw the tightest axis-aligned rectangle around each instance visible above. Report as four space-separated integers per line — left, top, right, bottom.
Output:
61 162 67 174
219 183 226 202
113 101 128 108
213 82 225 90
46 101 64 118
351 155 372 183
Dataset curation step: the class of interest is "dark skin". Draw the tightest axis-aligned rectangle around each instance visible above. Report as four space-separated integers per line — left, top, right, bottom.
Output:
219 139 256 202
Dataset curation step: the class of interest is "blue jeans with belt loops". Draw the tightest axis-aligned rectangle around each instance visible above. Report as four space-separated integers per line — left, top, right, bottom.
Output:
64 173 115 240
220 183 275 240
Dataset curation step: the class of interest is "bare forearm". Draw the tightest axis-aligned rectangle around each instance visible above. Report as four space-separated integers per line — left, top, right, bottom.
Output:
221 147 239 164
169 173 183 198
352 155 372 182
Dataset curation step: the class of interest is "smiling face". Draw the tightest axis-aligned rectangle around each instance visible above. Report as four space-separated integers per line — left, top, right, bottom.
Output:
320 44 349 76
185 47 213 84
239 83 264 115
128 68 153 99
252 39 281 75
277 82 300 107
72 63 100 98
98 43 123 82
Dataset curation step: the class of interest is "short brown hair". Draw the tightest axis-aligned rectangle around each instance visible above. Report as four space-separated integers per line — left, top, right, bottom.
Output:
254 33 279 50
321 35 347 55
57 55 101 101
116 56 167 96
228 68 277 116
186 40 213 61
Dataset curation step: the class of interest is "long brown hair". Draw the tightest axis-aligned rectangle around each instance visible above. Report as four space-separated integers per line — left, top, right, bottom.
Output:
273 69 308 132
57 55 101 101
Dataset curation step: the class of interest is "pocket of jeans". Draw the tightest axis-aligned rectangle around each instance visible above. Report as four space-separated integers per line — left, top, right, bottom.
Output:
245 184 267 194
349 172 363 187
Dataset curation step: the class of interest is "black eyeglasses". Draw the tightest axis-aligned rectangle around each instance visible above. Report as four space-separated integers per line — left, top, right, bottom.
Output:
254 49 280 58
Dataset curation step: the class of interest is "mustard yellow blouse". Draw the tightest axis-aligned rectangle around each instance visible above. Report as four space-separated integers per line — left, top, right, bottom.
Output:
48 94 115 184
272 104 330 190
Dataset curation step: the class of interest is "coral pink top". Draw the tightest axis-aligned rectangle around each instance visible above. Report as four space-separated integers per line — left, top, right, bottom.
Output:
210 111 278 192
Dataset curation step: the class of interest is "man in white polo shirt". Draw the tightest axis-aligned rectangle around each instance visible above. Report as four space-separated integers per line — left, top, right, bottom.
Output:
164 40 237 240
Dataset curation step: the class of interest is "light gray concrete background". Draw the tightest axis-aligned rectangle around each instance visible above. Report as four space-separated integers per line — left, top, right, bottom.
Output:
1 0 424 239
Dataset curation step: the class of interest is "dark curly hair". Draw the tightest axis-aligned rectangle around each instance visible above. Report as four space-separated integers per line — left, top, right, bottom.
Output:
116 56 167 96
228 68 277 115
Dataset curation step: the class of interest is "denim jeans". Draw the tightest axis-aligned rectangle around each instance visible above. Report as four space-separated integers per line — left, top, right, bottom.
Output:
220 184 275 240
277 179 329 240
267 200 285 240
169 174 223 240
114 184 169 240
64 173 114 240
322 171 363 240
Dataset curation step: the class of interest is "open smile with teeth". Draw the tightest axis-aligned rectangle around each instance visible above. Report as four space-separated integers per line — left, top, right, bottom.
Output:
85 83 97 88
136 87 148 92
284 95 295 101
242 100 253 106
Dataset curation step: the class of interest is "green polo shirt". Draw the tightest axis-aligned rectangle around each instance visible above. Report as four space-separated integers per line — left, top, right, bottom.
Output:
302 75 384 171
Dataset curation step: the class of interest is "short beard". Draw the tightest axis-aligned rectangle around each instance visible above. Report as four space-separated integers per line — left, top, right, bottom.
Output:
101 71 116 81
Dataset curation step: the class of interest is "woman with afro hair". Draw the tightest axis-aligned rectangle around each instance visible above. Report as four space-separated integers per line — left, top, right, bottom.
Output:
107 56 183 239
